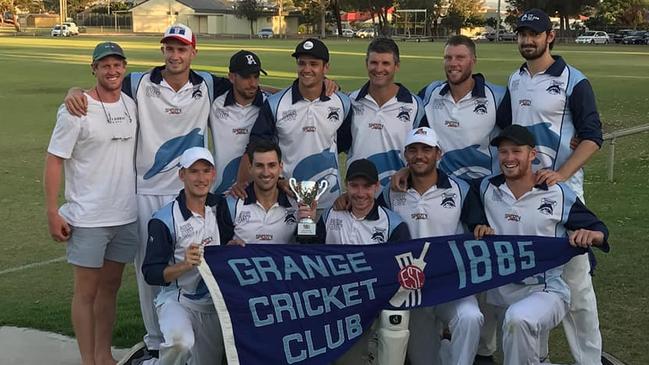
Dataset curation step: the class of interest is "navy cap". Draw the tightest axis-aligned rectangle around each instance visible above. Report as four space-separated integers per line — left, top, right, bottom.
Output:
229 50 267 76
346 159 378 184
516 9 552 33
490 125 536 148
291 38 329 62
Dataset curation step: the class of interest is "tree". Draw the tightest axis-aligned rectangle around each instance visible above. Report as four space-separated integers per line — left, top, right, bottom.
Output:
597 0 649 28
397 0 447 36
234 0 264 38
441 0 485 34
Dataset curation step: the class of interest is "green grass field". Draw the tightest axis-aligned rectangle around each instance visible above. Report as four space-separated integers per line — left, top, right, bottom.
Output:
0 35 647 364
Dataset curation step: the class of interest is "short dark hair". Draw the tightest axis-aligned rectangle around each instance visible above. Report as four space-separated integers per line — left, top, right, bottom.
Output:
366 37 400 64
246 139 282 162
445 35 477 58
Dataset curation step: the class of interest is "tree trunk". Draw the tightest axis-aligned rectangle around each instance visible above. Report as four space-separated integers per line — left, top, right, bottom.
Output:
320 0 326 38
332 0 342 36
250 19 254 39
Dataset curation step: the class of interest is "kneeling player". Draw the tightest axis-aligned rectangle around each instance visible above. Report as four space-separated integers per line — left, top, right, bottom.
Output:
316 159 411 365
142 147 225 365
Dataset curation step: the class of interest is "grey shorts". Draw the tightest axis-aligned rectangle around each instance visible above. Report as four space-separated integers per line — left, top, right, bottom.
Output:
66 222 138 268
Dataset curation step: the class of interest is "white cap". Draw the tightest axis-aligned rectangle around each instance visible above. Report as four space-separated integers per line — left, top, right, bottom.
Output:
179 147 214 168
161 23 196 47
405 127 439 148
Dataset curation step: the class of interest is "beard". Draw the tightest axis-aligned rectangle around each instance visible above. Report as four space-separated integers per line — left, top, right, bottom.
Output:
446 68 472 86
518 44 546 60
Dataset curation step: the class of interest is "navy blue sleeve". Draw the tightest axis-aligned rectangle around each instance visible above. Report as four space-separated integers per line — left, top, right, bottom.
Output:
461 184 488 231
565 198 610 252
121 73 132 97
416 86 430 127
337 108 353 153
376 192 388 208
216 197 234 244
142 219 174 286
314 216 327 244
250 100 278 144
387 222 411 243
212 74 232 98
496 88 512 129
569 79 603 147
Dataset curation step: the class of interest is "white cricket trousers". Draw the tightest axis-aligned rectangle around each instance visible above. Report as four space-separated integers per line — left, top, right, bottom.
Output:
135 194 176 350
408 295 483 365
502 291 567 365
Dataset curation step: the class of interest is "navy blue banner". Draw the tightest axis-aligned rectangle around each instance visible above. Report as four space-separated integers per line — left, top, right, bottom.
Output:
197 234 585 365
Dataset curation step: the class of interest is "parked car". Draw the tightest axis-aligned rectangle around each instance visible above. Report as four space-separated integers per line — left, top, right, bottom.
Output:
612 29 633 43
486 30 517 41
645 33 649 45
622 31 647 44
257 27 273 39
342 28 355 38
356 28 375 39
51 24 71 37
575 31 610 44
63 22 79 35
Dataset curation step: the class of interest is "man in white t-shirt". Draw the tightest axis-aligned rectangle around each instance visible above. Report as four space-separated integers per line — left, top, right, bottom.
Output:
44 42 138 365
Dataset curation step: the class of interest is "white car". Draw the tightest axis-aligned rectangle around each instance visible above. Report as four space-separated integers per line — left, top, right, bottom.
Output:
356 29 375 39
51 24 71 37
63 22 79 35
575 31 610 44
342 29 355 38
257 27 273 39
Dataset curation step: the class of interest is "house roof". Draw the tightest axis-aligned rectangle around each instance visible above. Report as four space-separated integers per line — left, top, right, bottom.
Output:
131 0 234 13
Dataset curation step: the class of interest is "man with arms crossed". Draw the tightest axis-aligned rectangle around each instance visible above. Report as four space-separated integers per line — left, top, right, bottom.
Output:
497 9 605 364
381 127 487 365
44 42 138 365
475 125 609 365
141 147 225 365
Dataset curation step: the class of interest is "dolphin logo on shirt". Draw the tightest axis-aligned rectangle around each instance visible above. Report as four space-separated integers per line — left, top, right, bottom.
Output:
292 149 341 194
439 145 491 180
213 157 241 194
367 150 405 187
144 128 205 180
524 123 560 169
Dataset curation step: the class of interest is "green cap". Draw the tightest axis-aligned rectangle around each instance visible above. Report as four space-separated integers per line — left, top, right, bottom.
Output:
92 42 126 62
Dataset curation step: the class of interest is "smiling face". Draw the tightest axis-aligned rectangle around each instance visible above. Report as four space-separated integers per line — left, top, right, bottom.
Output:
161 39 197 75
229 72 260 103
517 28 554 60
443 44 475 86
497 140 536 180
297 55 328 89
92 56 127 92
366 51 399 88
250 150 282 193
180 159 215 199
346 177 379 215
404 143 440 177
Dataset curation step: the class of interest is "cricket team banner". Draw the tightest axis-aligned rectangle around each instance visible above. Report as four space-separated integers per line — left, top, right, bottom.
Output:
197 234 586 365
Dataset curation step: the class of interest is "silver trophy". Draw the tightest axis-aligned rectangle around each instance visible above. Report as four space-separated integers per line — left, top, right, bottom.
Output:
289 178 328 239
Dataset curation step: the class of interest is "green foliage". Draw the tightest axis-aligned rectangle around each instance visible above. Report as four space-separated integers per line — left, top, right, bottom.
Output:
234 0 264 36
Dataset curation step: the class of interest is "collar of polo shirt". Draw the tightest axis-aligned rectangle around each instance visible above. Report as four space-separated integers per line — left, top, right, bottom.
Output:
290 79 330 104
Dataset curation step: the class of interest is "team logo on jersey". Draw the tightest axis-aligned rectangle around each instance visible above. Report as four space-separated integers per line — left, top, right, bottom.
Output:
146 86 161 98
368 122 383 130
327 107 340 122
371 227 386 243
280 109 297 122
284 211 297 224
192 88 203 99
511 80 520 91
546 81 563 95
178 223 195 240
518 99 532 107
232 128 249 135
390 242 430 308
538 198 557 215
473 99 488 115
303 126 316 133
411 212 428 220
352 104 365 115
441 192 457 208
213 108 229 119
431 98 445 110
105 111 128 124
235 211 251 224
397 106 412 122
201 236 214 246
327 218 343 231
256 234 273 241
165 107 182 115
445 120 460 128
505 213 521 222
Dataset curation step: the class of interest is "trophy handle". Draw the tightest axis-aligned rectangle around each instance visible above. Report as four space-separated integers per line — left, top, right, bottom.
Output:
288 178 301 203
315 179 329 201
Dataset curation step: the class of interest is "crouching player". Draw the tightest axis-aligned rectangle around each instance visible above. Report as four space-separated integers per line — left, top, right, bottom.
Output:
315 159 411 365
476 125 609 365
141 147 225 365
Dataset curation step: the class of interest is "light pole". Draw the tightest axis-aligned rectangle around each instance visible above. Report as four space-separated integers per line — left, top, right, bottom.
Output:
496 0 501 42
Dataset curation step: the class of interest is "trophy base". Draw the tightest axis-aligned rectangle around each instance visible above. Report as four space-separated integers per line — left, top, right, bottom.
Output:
296 222 319 244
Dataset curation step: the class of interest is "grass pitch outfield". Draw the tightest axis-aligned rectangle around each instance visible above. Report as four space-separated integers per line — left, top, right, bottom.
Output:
0 35 648 364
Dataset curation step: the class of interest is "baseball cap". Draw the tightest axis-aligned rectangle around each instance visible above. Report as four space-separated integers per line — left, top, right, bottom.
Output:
515 9 552 33
179 147 214 168
291 38 329 62
490 125 536 147
161 23 196 47
229 50 267 76
405 127 439 149
92 42 126 62
346 159 378 184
